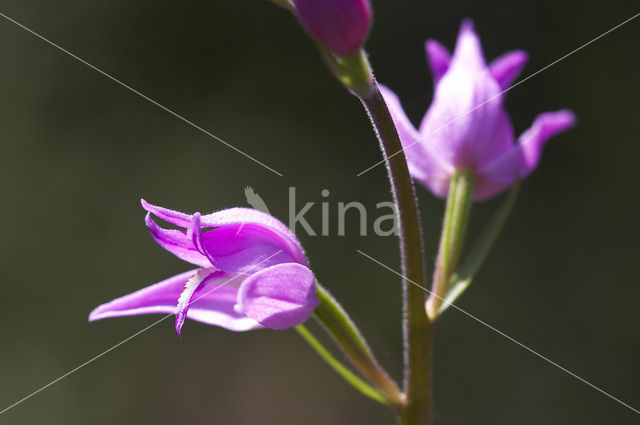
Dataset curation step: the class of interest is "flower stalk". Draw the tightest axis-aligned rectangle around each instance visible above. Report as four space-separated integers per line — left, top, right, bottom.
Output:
313 283 405 408
318 48 374 98
436 181 520 317
294 324 389 405
426 171 475 321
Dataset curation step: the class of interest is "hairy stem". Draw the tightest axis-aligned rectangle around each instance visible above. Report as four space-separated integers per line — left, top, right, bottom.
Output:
314 44 430 423
361 85 431 425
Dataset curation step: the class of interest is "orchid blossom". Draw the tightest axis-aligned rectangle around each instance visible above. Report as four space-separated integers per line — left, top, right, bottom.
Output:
90 200 318 334
380 20 576 200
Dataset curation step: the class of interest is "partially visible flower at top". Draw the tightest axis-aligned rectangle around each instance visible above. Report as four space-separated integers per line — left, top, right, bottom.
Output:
293 0 372 56
380 19 577 200
89 200 318 334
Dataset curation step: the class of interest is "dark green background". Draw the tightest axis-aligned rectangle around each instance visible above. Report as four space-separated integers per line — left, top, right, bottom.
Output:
1 1 638 424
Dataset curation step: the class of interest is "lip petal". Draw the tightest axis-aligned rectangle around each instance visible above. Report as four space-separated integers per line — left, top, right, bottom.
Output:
237 263 318 330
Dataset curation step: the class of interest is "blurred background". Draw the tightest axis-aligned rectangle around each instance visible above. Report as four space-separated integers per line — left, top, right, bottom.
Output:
1 0 638 424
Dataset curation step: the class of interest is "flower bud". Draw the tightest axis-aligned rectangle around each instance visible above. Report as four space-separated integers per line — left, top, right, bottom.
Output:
293 0 372 56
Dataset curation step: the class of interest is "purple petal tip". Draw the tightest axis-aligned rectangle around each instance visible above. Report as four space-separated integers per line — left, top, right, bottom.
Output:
425 39 438 50
424 39 446 58
87 308 101 322
460 18 476 34
558 109 578 126
538 109 578 132
514 50 529 62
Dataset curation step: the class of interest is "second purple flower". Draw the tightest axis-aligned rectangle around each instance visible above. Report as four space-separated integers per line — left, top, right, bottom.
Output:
380 20 577 200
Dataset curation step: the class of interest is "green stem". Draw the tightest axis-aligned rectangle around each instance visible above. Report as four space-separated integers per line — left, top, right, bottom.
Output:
294 324 388 405
318 48 374 98
361 86 431 424
314 284 405 409
315 44 430 423
426 171 475 321
437 181 519 316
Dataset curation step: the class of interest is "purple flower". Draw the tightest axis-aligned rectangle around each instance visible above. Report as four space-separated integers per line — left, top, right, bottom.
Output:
89 200 318 334
293 0 372 56
380 20 577 200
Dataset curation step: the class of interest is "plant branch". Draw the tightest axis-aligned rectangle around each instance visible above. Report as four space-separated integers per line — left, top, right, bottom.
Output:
295 324 389 405
314 283 405 409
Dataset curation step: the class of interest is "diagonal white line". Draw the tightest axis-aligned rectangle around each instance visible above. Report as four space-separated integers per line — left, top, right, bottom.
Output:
0 315 169 416
357 11 640 177
0 250 283 416
0 11 284 177
356 249 640 415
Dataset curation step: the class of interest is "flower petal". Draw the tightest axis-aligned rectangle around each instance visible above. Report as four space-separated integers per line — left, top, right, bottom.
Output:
489 50 529 90
293 0 372 56
187 271 262 332
143 201 308 271
145 213 210 267
88 269 261 332
379 84 453 195
450 19 486 71
378 84 419 147
418 20 505 170
425 39 451 85
198 208 308 270
237 263 318 330
201 224 299 274
141 199 191 227
473 107 515 169
476 109 577 199
186 212 214 263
